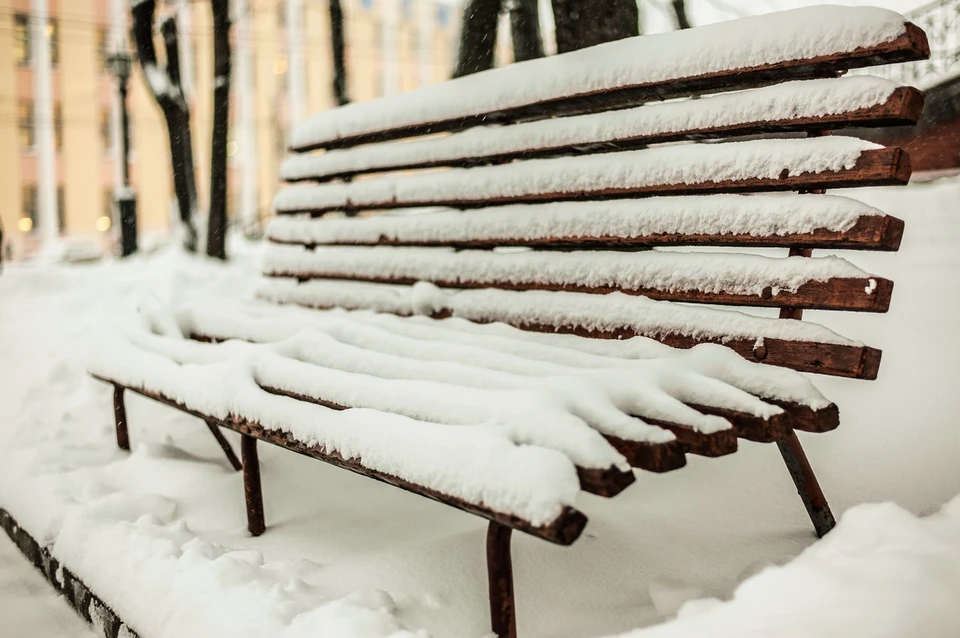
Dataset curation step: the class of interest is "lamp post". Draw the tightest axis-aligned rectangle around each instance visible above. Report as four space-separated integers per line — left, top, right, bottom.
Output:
107 49 137 256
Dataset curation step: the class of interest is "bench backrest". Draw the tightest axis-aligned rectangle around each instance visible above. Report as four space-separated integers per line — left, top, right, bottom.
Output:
261 6 929 382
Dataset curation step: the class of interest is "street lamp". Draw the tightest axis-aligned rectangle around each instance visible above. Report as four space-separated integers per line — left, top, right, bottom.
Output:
107 49 137 257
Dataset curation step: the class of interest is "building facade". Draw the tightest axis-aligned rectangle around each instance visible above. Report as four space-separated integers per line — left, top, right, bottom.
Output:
0 0 461 260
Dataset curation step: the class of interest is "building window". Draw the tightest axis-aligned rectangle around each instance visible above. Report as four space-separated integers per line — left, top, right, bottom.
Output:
437 5 449 26
104 188 115 220
361 0 374 9
402 0 413 20
21 187 37 233
100 108 111 151
14 14 30 65
57 187 65 232
48 19 59 66
54 104 63 150
18 102 34 150
98 28 109 73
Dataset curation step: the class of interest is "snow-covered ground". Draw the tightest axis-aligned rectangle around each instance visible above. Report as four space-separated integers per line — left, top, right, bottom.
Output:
0 535 95 638
1 180 959 637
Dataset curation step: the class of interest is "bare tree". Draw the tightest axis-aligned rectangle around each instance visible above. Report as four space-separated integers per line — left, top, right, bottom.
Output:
130 0 198 252
672 0 692 29
329 0 349 105
453 0 501 77
551 0 639 53
207 0 230 260
506 0 544 62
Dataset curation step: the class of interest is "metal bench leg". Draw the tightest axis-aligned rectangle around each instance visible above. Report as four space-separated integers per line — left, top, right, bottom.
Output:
777 431 836 538
204 420 243 471
241 435 266 536
486 521 517 638
112 385 130 451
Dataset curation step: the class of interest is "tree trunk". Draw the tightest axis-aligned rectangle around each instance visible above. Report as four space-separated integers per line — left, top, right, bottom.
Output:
329 0 349 105
132 1 197 252
453 0 501 78
507 0 543 62
672 0 691 29
207 0 231 260
551 0 639 53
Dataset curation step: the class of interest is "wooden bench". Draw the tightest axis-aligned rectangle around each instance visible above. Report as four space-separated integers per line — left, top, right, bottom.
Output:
90 7 928 637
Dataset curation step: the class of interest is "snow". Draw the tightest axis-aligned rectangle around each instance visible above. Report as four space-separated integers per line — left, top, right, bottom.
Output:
289 6 910 149
260 244 875 299
176 301 831 411
89 333 585 527
267 193 887 246
273 137 883 212
2 179 960 638
610 498 960 638
0 535 96 637
282 77 903 181
255 278 863 347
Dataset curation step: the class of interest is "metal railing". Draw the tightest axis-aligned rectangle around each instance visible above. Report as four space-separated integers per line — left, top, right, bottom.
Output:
871 0 960 88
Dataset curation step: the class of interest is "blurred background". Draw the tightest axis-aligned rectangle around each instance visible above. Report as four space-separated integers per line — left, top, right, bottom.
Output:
0 0 954 261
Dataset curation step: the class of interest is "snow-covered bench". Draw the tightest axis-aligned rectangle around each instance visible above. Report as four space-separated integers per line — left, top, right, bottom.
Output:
90 7 928 637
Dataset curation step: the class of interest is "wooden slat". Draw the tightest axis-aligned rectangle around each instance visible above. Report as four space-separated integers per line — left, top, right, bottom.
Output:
259 384 639 495
259 294 883 379
102 379 589 545
274 271 894 313
279 147 912 214
285 87 924 183
290 24 929 152
277 213 906 253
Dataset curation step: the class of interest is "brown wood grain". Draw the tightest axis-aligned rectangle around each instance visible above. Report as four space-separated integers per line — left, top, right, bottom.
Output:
280 147 912 214
269 271 894 313
286 88 924 183
290 25 929 152
97 378 589 545
275 214 905 252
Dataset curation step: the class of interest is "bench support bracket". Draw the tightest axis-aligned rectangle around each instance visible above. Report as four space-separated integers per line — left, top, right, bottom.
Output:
204 420 243 472
487 521 517 638
241 435 266 536
777 431 836 537
113 385 130 451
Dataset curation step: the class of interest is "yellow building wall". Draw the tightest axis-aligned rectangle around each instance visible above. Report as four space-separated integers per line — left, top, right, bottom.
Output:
59 0 101 236
0 1 23 258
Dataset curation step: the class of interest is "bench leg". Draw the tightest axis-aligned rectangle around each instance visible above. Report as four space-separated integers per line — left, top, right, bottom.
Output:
486 521 517 638
777 431 836 538
204 420 243 471
112 385 130 451
241 435 266 536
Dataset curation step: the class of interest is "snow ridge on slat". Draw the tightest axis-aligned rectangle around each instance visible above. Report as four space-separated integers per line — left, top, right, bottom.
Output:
281 77 914 182
267 194 889 248
261 244 879 305
289 6 920 150
273 138 888 214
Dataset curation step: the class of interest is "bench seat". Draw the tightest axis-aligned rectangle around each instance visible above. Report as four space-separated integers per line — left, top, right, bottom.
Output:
90 303 837 541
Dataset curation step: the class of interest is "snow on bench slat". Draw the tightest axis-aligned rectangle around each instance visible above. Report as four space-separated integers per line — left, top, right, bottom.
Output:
115 328 641 467
121 320 736 447
289 6 912 149
261 244 874 301
253 278 862 348
181 299 831 411
273 138 884 213
268 194 887 247
89 332 582 527
124 304 789 440
281 77 904 182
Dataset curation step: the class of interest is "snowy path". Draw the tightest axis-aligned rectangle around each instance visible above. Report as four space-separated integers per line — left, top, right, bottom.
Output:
0 534 95 638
